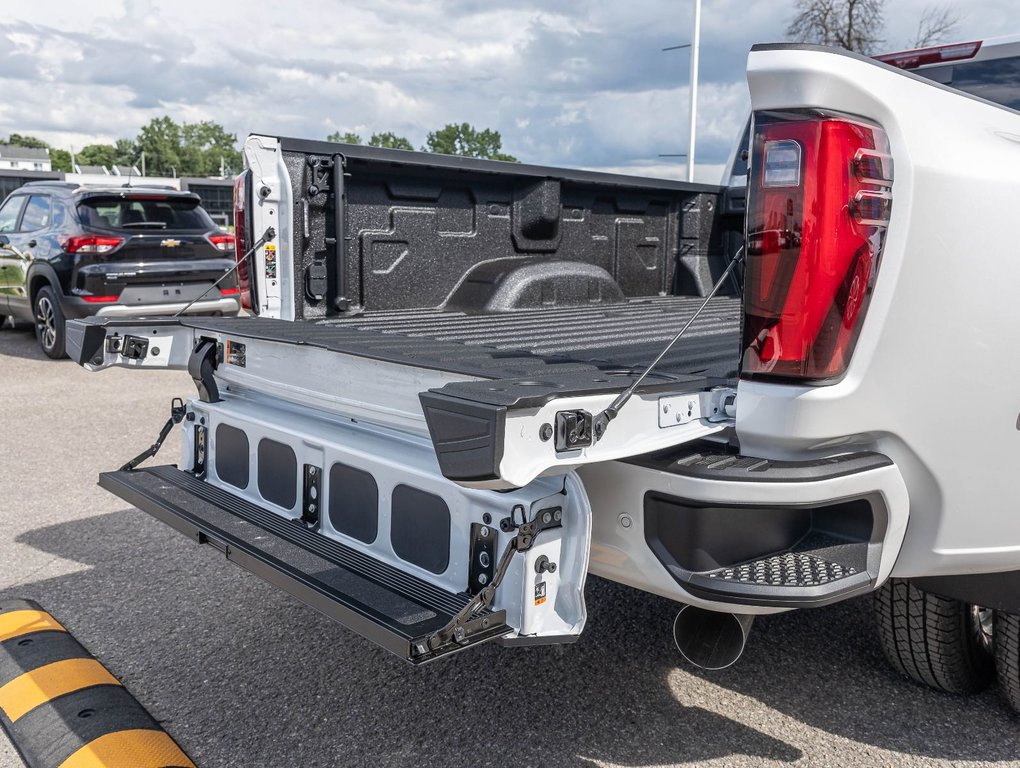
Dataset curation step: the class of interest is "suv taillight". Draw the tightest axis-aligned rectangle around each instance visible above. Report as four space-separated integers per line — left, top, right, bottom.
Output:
741 111 893 382
208 233 235 252
63 235 124 254
232 170 252 310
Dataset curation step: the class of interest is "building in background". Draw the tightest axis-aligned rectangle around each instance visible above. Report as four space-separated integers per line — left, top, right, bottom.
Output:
0 145 52 172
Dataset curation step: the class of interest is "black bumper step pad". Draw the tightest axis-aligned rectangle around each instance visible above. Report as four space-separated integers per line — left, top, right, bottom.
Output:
681 534 872 608
99 466 509 664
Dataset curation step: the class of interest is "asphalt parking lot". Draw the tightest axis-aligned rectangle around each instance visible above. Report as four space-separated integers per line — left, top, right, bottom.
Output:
1 323 1018 768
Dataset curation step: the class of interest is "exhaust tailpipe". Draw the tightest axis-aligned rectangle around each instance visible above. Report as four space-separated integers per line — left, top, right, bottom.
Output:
673 605 754 670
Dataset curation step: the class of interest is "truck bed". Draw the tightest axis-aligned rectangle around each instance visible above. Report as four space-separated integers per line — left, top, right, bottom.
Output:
181 294 741 382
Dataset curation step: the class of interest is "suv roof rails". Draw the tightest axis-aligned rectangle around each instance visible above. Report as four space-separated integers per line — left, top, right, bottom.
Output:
21 180 79 190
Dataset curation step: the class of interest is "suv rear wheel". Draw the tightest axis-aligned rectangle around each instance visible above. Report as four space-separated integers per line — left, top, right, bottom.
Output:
34 286 66 359
874 578 994 694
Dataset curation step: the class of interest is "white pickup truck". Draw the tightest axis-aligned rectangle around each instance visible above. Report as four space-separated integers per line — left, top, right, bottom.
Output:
68 41 1020 712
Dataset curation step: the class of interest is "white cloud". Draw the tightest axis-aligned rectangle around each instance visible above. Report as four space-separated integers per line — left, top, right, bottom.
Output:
0 0 1015 176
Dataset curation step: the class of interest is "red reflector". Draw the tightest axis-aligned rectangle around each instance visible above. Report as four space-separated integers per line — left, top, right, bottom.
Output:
209 233 235 252
232 171 251 309
62 235 124 254
81 295 119 303
741 111 892 382
874 40 981 70
219 286 240 296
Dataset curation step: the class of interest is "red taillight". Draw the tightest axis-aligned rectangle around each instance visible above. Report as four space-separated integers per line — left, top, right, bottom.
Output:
208 232 235 252
81 295 119 303
874 40 981 70
741 111 893 382
232 171 251 309
219 286 239 296
63 235 124 254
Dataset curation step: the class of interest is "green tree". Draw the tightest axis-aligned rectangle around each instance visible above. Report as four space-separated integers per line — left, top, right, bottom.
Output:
114 138 138 167
77 144 118 168
424 123 517 161
136 116 182 176
50 148 72 173
327 131 362 144
368 132 414 150
136 116 240 177
6 133 49 149
181 121 242 176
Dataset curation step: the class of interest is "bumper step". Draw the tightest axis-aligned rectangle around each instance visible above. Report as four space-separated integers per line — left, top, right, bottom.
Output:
680 534 872 607
99 466 509 664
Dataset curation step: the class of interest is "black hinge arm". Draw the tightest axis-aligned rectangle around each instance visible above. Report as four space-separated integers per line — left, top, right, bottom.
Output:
427 509 561 650
120 398 187 472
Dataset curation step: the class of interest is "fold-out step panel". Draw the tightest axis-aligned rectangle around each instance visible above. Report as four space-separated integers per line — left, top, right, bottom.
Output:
100 466 510 663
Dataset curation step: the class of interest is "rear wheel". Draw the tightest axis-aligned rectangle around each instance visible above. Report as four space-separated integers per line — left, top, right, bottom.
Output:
874 578 994 694
994 611 1020 714
34 287 66 359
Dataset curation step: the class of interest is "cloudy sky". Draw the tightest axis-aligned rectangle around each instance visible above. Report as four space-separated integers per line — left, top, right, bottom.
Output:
1 0 1015 181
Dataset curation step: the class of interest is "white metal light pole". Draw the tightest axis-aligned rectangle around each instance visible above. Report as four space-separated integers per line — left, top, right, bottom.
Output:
687 0 702 182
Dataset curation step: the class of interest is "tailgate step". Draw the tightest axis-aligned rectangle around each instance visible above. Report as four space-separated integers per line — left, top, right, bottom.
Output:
99 466 509 664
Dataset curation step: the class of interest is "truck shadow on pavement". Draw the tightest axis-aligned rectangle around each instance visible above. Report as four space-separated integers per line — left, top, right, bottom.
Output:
9 510 1019 766
0 326 50 362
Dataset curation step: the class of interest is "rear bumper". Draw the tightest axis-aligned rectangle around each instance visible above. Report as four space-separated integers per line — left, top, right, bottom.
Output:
66 296 241 319
96 297 240 318
580 443 910 613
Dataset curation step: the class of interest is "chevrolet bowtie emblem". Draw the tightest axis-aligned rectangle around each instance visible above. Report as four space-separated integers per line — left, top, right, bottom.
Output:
160 239 181 247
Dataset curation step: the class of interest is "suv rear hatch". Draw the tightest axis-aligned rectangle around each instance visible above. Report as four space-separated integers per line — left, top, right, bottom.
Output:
71 190 239 306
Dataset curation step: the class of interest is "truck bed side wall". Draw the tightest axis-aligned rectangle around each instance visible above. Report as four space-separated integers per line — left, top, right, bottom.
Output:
272 141 731 319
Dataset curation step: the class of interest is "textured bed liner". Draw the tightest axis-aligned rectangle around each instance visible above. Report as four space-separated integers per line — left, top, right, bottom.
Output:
179 295 741 382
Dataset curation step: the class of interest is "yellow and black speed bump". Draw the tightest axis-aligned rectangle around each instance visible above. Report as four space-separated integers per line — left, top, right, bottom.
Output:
0 599 195 768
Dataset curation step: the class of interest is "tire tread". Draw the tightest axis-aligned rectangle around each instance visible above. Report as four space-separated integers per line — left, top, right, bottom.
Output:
874 578 992 694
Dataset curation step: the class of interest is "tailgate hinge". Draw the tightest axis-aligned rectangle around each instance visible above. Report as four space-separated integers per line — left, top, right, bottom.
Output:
421 506 562 655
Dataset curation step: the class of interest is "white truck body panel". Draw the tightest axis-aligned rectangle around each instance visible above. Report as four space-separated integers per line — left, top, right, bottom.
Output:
737 45 1020 577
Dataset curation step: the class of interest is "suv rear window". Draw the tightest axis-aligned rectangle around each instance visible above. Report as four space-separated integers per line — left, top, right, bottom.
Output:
78 196 215 231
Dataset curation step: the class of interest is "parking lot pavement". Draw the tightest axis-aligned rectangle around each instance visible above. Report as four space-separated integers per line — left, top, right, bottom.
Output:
1 323 1018 768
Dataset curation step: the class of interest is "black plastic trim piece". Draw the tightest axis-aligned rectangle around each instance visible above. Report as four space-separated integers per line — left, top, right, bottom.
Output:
419 392 506 482
98 466 507 663
215 423 249 490
390 485 451 575
915 572 1020 613
643 487 887 608
625 443 893 483
64 319 107 366
257 438 298 510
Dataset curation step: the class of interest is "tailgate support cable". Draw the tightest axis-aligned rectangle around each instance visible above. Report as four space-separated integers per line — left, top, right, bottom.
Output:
173 227 276 318
120 397 187 472
592 246 744 442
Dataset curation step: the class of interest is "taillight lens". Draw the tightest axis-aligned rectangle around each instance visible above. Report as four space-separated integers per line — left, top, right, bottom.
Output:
741 111 893 382
63 235 124 254
208 232 235 252
232 170 251 309
81 294 119 303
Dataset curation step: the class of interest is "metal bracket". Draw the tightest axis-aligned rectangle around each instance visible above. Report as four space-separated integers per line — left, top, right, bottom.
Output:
426 506 563 652
302 465 321 527
467 523 497 594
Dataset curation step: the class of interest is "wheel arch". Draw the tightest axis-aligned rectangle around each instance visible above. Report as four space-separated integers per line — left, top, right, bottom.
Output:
27 263 62 307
